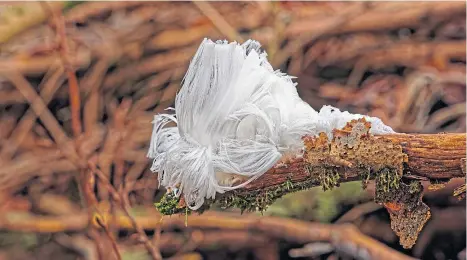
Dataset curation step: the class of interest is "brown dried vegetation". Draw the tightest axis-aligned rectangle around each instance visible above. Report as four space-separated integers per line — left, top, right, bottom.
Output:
0 2 465 260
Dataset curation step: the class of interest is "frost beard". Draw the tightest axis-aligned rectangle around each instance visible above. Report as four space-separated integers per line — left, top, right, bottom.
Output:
147 38 395 210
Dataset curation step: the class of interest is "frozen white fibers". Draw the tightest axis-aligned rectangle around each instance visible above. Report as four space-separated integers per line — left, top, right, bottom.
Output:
147 39 394 210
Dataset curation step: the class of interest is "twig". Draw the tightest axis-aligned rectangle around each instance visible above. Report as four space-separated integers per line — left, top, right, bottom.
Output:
412 207 466 257
165 253 203 260
454 184 466 200
81 164 121 260
161 130 462 214
425 103 467 133
285 2 466 37
0 69 63 160
64 1 146 24
146 24 214 50
88 162 163 260
228 132 466 196
0 71 82 166
0 2 64 43
290 224 416 260
156 120 464 249
55 234 99 260
102 47 194 90
346 40 466 88
42 2 82 136
82 59 109 132
0 67 64 160
334 202 382 224
271 2 369 67
0 49 92 75
289 242 334 258
192 1 244 43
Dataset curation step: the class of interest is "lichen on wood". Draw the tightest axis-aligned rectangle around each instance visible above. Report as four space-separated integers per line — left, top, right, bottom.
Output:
453 184 466 200
375 179 431 249
302 118 432 248
427 178 450 191
302 118 408 191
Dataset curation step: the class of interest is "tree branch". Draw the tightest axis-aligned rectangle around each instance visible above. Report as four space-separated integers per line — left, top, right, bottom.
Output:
155 119 465 249
165 120 465 215
239 132 465 194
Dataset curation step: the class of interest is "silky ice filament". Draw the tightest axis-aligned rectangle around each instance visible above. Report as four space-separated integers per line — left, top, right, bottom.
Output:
147 38 395 210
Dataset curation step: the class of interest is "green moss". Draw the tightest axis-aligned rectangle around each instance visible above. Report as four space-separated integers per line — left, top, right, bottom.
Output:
217 176 321 214
318 167 341 191
155 191 215 216
155 166 403 217
376 168 401 193
359 166 372 189
374 167 403 204
408 180 422 194
154 192 182 215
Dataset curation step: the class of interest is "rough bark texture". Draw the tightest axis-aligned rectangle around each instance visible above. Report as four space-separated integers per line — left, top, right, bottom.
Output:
158 121 466 215
156 119 466 249
240 132 466 193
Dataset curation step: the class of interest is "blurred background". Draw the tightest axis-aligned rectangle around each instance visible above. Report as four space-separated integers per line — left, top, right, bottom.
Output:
0 1 465 260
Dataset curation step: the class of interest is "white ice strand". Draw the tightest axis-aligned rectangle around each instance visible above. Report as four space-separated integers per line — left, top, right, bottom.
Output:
147 38 395 210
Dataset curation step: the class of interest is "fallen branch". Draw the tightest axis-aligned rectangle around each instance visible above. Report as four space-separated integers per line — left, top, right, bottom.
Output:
0 48 92 76
43 2 83 136
161 121 465 213
238 131 465 195
88 162 163 260
155 119 465 249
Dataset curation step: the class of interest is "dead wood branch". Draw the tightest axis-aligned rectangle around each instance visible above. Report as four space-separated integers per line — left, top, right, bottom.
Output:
0 49 92 75
154 119 465 249
232 132 465 196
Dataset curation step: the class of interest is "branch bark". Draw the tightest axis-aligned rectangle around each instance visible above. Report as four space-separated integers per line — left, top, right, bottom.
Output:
190 121 464 250
241 132 466 194
154 119 465 218
155 119 464 251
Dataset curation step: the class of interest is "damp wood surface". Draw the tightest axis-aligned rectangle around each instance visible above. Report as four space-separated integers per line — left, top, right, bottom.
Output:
157 121 465 249
238 132 466 194
159 120 466 217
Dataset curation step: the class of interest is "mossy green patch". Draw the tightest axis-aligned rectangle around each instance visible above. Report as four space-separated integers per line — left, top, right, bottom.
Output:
154 192 182 216
218 176 321 214
318 167 341 191
375 167 401 194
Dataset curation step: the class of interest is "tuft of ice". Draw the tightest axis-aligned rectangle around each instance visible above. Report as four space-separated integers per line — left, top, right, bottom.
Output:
147 38 395 210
